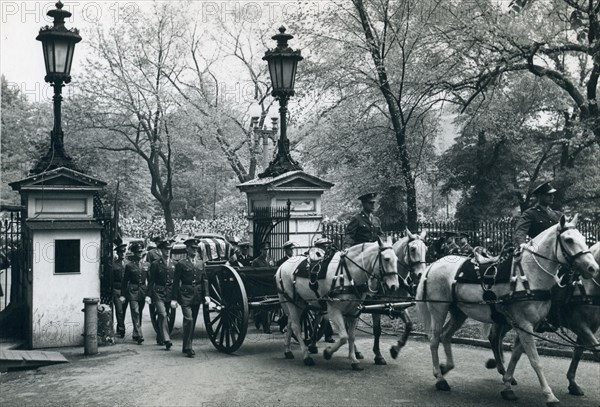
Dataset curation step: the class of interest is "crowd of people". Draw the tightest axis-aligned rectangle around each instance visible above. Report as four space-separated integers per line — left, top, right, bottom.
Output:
119 215 248 242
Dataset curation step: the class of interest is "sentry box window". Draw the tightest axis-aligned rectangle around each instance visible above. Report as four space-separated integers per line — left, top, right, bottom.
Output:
55 239 80 274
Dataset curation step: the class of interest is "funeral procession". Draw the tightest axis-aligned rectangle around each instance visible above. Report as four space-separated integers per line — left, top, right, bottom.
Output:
1 1 600 406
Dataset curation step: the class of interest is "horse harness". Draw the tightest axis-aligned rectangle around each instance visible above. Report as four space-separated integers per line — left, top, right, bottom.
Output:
421 225 592 324
277 244 397 315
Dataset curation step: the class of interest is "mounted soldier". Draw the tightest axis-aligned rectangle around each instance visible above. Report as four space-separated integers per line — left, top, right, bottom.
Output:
513 181 563 248
276 240 297 267
456 233 473 255
343 192 383 249
442 231 460 255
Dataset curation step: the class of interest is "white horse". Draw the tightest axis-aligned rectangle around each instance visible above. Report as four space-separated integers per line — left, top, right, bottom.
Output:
416 215 598 406
276 238 399 370
363 229 427 364
485 240 600 398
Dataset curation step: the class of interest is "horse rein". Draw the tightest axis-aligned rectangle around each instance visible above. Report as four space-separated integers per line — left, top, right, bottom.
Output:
344 244 397 291
523 226 592 286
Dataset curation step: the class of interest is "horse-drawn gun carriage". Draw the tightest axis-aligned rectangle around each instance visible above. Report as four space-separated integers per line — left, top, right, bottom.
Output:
146 232 421 357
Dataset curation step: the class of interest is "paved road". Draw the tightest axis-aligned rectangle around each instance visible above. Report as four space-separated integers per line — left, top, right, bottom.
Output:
1 312 598 407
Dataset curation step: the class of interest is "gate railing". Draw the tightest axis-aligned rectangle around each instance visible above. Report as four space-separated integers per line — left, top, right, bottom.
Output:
323 219 599 259
251 200 291 259
0 205 28 312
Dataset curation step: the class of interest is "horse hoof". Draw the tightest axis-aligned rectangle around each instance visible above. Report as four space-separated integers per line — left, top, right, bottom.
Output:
435 379 450 391
500 389 518 401
440 363 453 375
284 351 294 359
390 347 399 359
303 357 315 366
374 357 387 365
511 378 518 386
308 345 318 354
351 363 364 371
568 383 584 396
355 352 364 360
485 358 497 369
323 348 333 360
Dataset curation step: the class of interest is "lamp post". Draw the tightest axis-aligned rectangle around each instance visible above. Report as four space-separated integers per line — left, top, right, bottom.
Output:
31 1 82 175
258 26 303 178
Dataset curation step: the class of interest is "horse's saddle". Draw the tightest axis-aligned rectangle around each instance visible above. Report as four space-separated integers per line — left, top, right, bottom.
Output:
295 254 334 281
455 254 512 286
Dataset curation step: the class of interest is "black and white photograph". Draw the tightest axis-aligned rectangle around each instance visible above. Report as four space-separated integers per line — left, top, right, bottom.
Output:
0 0 599 406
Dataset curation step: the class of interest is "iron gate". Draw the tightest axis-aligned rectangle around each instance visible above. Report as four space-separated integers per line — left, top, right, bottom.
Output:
252 200 291 259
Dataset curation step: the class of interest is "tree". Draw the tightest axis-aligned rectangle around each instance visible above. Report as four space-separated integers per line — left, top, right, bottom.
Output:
288 0 452 230
74 3 188 233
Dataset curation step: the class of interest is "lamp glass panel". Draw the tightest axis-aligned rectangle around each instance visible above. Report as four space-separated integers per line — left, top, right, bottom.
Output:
268 60 279 91
281 58 295 90
44 41 55 74
65 42 75 75
53 39 70 74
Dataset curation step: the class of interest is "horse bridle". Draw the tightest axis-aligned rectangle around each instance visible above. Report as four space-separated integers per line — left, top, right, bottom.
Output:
527 226 591 266
524 225 593 285
345 245 398 290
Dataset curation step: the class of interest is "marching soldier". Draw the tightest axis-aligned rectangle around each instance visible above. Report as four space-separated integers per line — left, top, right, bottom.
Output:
343 192 383 248
111 241 128 338
148 239 175 350
513 181 563 247
120 242 148 344
171 238 209 358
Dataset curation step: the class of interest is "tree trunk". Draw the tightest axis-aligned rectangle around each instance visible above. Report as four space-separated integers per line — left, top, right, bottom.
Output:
162 200 175 234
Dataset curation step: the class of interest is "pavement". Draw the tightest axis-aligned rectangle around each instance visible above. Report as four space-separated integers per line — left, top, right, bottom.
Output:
1 311 599 407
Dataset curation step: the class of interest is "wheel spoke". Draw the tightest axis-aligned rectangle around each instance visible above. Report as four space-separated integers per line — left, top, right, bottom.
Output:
213 315 224 338
208 312 222 328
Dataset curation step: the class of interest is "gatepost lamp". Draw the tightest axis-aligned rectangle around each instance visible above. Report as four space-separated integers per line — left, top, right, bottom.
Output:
258 26 304 178
31 1 82 175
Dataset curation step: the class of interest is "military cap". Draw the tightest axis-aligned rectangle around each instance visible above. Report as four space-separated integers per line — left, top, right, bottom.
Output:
532 181 557 195
457 232 469 239
282 240 297 249
444 231 458 238
358 192 378 202
129 242 144 253
156 240 172 250
314 237 332 246
184 238 200 248
261 241 271 249
114 243 127 252
238 241 250 247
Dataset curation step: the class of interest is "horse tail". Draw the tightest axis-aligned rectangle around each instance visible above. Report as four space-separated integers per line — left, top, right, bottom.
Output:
415 268 431 336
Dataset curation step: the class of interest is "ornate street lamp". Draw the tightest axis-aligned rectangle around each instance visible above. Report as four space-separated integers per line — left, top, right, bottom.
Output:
31 1 82 175
258 26 304 178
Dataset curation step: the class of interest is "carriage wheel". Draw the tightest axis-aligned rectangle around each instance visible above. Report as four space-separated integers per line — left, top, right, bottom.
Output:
203 265 249 353
149 303 177 335
301 309 325 346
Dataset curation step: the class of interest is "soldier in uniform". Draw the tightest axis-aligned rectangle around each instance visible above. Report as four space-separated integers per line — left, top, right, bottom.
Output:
148 239 175 350
276 241 297 267
146 238 162 264
343 192 383 248
119 242 148 344
111 241 128 338
513 181 563 247
442 231 460 255
230 241 252 267
457 233 473 255
171 238 209 358
251 242 275 333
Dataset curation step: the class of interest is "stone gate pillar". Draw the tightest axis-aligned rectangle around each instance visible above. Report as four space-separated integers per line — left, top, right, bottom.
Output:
10 168 106 349
237 170 333 259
